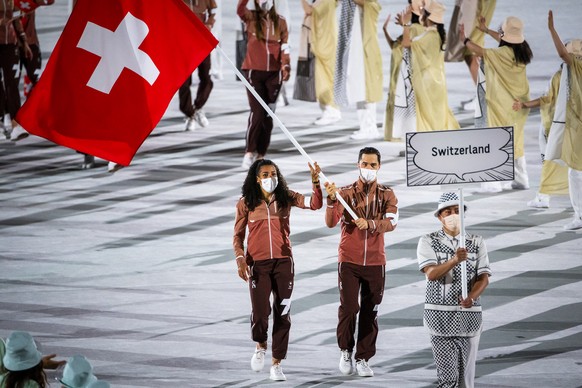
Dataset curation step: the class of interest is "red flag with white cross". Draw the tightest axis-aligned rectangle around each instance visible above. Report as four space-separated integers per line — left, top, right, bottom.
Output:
16 0 218 165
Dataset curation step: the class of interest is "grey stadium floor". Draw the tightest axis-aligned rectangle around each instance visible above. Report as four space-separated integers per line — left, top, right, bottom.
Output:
1 0 582 387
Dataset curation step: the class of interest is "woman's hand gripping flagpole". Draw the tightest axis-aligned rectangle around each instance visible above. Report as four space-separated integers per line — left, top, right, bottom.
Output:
217 45 359 220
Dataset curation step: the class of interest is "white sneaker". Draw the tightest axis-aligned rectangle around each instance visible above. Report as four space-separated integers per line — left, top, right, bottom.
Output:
563 218 582 231
107 161 124 173
251 348 266 372
355 359 374 377
194 110 209 128
269 364 286 381
339 349 353 375
185 116 196 131
10 125 29 142
241 154 254 170
350 129 381 140
527 194 550 209
314 108 341 126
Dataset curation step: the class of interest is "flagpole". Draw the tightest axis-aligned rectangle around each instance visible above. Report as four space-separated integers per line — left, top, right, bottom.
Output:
458 188 468 300
217 45 359 220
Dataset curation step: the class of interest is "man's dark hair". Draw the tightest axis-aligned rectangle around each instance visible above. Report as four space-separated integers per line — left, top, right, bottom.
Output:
358 147 381 165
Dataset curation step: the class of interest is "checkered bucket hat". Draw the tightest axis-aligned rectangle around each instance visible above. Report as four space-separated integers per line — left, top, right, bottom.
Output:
434 192 468 217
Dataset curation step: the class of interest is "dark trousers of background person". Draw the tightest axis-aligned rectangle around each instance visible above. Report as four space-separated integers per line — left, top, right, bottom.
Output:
249 258 293 360
179 54 213 118
0 44 22 120
243 69 281 156
20 44 42 88
337 262 385 361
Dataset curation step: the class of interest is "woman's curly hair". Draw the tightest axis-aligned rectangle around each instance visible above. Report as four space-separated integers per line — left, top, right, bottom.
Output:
241 159 291 211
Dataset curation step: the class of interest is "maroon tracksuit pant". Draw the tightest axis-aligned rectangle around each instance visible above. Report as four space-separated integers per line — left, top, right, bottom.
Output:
0 44 21 120
20 44 42 87
179 54 213 118
249 257 293 360
243 69 282 156
337 262 385 361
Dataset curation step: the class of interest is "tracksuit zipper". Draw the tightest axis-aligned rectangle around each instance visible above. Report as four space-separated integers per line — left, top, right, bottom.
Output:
364 194 368 266
266 18 270 69
266 201 273 259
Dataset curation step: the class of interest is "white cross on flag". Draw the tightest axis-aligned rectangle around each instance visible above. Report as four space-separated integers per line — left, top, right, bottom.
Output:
16 0 218 165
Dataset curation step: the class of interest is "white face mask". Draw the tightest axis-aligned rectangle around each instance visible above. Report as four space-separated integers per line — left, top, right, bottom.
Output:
260 177 278 194
359 168 377 183
443 214 460 232
259 0 273 11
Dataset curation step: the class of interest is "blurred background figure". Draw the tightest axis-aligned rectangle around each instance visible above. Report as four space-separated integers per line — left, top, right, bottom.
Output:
179 0 217 132
382 0 423 142
334 0 383 140
445 0 497 111
462 15 533 192
1 331 48 388
303 0 341 126
0 0 32 142
512 42 580 208
58 355 97 388
546 11 582 231
237 0 290 169
399 0 460 132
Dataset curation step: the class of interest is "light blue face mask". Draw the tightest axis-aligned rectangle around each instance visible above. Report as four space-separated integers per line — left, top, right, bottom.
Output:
260 177 278 194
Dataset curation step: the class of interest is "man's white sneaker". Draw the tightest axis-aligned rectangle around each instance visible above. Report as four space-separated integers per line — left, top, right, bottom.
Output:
563 218 582 231
269 364 286 381
250 348 266 372
355 359 374 377
338 349 353 375
10 125 29 142
185 116 196 131
194 110 209 127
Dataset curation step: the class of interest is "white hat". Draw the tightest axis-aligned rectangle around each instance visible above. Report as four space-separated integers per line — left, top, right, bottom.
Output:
88 381 111 388
434 192 468 217
425 0 445 24
60 355 98 388
2 331 43 372
501 16 525 44
566 39 582 57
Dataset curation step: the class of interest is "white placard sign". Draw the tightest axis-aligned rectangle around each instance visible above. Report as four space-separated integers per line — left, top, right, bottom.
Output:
406 127 514 186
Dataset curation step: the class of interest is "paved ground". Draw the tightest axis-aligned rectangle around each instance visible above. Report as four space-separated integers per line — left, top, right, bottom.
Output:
1 1 582 387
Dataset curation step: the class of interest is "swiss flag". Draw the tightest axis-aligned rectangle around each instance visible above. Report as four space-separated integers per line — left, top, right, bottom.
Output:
16 0 218 165
15 1 40 12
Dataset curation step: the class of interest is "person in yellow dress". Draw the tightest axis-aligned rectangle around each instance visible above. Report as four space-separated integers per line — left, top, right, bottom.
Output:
302 0 341 126
511 42 582 208
400 0 460 132
382 0 424 142
334 0 384 140
461 16 533 190
546 10 582 230
445 0 497 111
